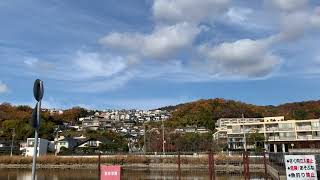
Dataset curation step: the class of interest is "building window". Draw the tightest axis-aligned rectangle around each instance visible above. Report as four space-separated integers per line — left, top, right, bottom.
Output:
279 123 293 130
279 132 294 139
28 141 34 147
60 142 66 145
312 122 320 128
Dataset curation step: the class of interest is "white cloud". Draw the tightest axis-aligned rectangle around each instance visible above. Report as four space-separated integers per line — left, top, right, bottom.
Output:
0 81 9 93
69 71 136 93
225 7 253 24
270 0 308 12
20 51 137 93
24 57 38 66
25 51 136 82
262 0 312 43
134 60 185 80
100 22 201 59
198 38 281 77
266 0 320 42
98 32 144 53
276 11 310 41
310 7 320 28
73 51 129 78
15 0 320 93
153 0 230 23
24 57 55 70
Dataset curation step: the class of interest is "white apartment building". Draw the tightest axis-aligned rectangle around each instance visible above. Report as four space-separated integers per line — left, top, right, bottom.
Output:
213 116 320 152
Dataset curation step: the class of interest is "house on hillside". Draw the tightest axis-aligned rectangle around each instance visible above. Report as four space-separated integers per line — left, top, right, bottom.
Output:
196 127 209 134
76 137 111 148
82 118 100 131
25 138 49 157
99 118 113 130
74 137 126 154
56 137 81 154
0 140 19 155
184 126 196 133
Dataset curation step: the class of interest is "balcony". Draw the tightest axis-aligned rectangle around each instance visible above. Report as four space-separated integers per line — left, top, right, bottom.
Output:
279 136 295 140
312 136 320 140
266 127 279 131
256 128 265 132
278 127 294 131
297 135 313 140
312 126 320 130
218 135 228 138
228 138 244 143
296 126 312 131
268 136 280 141
232 130 242 133
242 128 264 133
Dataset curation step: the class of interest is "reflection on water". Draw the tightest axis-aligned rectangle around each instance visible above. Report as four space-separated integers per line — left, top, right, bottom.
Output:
0 168 263 180
0 169 97 180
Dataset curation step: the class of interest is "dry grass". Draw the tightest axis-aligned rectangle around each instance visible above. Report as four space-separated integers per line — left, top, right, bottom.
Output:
0 155 150 165
0 156 32 164
0 154 249 165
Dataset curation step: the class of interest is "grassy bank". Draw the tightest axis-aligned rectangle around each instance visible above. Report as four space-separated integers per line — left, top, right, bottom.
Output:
0 154 245 165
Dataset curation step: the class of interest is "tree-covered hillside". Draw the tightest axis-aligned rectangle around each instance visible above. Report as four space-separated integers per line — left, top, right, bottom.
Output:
165 98 320 130
2 98 320 140
0 103 92 141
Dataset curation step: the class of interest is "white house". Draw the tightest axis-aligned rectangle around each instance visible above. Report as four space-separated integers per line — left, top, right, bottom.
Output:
25 138 49 157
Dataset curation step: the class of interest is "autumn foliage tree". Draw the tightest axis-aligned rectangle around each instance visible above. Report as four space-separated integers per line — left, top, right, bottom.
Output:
0 103 92 141
165 98 320 130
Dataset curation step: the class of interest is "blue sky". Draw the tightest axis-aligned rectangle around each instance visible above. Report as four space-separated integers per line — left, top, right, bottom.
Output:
1 0 320 110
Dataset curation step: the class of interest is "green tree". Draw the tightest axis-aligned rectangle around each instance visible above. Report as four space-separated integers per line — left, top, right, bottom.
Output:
246 130 265 152
293 109 307 120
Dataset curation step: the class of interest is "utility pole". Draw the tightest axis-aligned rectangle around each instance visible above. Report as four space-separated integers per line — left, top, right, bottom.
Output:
143 123 146 154
54 128 59 156
162 119 165 155
10 128 15 156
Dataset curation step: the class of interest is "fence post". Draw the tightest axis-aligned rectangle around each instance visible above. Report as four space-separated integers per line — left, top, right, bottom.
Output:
243 151 250 180
177 152 181 180
98 152 101 180
208 151 213 180
243 152 246 179
212 151 215 180
247 152 250 180
263 151 268 179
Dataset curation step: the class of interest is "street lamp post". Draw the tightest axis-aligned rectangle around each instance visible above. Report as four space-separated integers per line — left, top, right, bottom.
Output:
30 79 44 180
